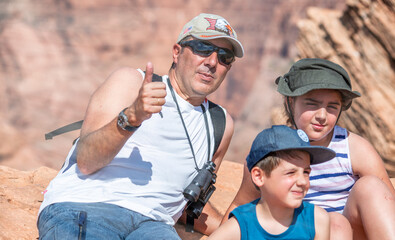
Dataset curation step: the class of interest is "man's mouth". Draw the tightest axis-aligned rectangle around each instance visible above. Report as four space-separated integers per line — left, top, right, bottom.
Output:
198 72 214 81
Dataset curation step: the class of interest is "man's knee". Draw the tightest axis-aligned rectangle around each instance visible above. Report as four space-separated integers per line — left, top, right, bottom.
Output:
126 220 181 240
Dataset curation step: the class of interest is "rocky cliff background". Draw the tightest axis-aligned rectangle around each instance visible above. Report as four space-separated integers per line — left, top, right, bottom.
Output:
0 0 347 171
1 0 395 239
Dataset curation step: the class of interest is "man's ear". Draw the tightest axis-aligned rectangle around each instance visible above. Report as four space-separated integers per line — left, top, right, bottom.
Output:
250 167 265 187
172 44 182 64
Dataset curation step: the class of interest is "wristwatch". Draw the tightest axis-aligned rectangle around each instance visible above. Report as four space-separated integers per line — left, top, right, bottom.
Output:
117 107 141 132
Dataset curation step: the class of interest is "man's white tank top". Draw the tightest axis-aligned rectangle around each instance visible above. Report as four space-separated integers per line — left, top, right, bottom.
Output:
39 72 219 225
304 125 358 213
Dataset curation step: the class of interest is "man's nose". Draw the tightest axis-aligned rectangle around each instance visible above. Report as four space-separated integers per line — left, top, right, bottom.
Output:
204 51 219 67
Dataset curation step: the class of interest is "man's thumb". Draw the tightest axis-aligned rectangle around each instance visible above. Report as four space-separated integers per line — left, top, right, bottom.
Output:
143 62 154 84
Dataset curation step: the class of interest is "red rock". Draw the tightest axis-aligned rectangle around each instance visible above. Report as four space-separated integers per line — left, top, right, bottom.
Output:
1 163 394 239
0 161 243 240
0 166 57 240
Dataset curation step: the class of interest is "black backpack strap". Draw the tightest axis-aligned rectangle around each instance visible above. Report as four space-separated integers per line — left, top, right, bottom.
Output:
184 101 225 232
45 120 83 140
152 73 162 82
208 100 226 154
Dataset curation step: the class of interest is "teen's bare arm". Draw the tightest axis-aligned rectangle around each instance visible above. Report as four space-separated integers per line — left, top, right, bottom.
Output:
314 206 330 240
346 131 395 239
349 132 395 196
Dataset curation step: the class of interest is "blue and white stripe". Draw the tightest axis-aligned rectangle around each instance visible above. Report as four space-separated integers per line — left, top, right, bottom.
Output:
304 126 358 213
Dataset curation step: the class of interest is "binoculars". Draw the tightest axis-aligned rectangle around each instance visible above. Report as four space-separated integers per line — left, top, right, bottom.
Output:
183 161 217 219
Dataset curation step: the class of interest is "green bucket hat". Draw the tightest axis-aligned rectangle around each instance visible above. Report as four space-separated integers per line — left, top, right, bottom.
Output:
275 58 361 110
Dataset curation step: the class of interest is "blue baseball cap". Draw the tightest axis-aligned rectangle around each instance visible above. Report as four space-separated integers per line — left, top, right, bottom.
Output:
246 125 336 171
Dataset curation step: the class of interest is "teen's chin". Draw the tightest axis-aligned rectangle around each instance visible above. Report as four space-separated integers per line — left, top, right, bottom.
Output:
307 129 327 141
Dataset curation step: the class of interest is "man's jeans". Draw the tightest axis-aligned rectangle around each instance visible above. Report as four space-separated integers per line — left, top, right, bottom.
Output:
38 202 181 240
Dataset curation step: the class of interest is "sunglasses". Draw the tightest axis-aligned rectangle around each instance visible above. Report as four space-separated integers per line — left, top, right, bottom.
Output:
179 40 235 66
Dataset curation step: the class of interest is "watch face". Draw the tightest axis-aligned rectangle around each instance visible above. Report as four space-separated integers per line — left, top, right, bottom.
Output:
117 108 140 131
118 111 129 129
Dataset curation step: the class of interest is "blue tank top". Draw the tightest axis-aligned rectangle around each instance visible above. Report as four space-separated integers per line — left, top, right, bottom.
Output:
230 199 315 240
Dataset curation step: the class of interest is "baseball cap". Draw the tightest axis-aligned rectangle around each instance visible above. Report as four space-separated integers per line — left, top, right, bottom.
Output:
246 125 336 171
177 13 244 58
275 58 361 110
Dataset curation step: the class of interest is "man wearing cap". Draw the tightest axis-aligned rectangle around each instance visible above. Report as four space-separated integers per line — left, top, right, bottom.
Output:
209 125 334 239
37 13 243 239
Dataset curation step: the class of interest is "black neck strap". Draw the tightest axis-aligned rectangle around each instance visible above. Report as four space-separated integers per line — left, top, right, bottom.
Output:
287 97 298 129
167 77 211 170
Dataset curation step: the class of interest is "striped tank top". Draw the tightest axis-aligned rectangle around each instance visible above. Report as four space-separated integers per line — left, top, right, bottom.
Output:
304 125 358 213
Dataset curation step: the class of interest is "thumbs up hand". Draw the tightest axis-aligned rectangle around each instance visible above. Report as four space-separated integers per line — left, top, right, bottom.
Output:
126 62 167 126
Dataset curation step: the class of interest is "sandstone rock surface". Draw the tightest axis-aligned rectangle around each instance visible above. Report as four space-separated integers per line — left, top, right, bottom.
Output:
1 163 394 239
0 161 243 240
0 166 57 240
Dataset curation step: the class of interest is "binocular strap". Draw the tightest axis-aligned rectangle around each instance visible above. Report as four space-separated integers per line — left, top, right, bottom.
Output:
185 213 195 232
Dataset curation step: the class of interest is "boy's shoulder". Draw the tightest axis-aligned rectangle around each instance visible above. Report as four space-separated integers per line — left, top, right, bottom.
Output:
312 204 331 239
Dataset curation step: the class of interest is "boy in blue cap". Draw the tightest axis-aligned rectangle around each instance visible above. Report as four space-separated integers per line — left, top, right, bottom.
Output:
209 125 335 240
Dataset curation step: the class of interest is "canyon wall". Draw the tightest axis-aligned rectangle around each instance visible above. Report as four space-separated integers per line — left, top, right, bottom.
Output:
294 0 395 175
0 0 345 171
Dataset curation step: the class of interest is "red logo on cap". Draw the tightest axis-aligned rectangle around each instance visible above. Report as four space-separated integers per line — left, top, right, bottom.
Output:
204 17 235 37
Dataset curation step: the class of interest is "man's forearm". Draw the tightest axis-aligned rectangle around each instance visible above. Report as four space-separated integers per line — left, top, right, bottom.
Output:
77 117 133 175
